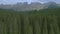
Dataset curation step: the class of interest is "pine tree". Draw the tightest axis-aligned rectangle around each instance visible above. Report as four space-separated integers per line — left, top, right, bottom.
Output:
49 24 55 34
13 16 18 34
53 15 60 34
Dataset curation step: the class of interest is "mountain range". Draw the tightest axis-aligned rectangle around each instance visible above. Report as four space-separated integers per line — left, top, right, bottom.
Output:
0 1 60 11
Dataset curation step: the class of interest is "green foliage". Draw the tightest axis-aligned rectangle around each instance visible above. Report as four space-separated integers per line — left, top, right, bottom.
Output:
0 8 60 34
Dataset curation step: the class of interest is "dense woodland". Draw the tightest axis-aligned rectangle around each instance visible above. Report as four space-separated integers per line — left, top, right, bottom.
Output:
0 8 60 34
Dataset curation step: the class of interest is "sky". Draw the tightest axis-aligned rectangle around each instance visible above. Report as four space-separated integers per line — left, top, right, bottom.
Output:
0 0 60 4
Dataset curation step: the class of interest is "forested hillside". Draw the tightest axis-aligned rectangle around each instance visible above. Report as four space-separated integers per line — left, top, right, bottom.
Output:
0 8 60 34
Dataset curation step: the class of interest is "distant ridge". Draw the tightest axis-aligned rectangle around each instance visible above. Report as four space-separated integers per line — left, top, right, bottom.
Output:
0 1 60 11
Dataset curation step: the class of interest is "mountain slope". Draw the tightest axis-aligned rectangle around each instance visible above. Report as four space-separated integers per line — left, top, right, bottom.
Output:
0 2 60 11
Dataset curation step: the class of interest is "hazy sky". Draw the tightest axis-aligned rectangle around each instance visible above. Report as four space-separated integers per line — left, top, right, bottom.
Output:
0 0 60 4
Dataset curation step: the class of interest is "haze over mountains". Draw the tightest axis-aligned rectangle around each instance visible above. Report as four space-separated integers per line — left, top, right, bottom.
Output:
0 1 60 11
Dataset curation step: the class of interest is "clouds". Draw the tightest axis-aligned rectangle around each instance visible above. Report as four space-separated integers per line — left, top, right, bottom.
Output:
0 0 45 4
0 0 60 4
38 0 59 2
0 0 20 4
37 0 60 4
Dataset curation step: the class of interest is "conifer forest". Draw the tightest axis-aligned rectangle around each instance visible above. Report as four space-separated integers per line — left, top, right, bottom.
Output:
0 8 60 34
